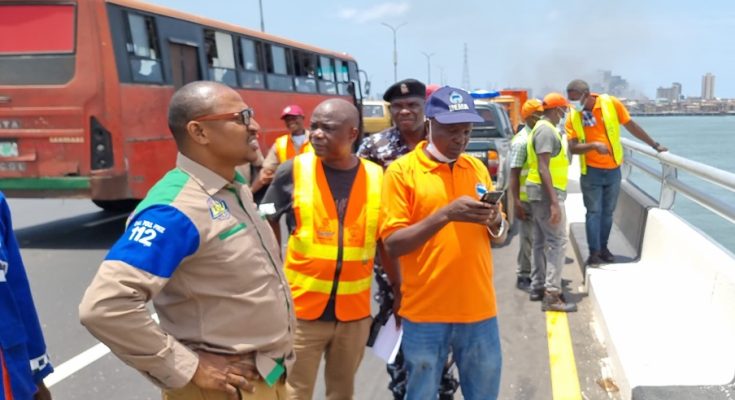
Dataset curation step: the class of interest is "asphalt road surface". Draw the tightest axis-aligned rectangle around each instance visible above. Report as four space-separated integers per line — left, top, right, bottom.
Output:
11 198 620 400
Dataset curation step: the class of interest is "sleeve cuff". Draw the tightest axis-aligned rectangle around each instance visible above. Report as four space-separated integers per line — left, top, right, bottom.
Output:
31 354 53 382
147 338 199 389
379 224 404 242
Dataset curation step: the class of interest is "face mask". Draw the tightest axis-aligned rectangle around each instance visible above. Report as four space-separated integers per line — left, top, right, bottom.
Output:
559 110 568 127
291 134 306 148
573 96 586 112
425 121 456 163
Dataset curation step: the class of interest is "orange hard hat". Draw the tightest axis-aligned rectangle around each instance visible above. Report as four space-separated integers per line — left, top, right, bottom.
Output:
542 92 569 110
521 99 544 120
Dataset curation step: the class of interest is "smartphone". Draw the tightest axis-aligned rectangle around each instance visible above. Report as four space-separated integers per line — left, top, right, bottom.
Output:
480 190 504 204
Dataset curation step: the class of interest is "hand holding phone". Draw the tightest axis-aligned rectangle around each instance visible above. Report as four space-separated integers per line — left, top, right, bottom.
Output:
480 190 504 204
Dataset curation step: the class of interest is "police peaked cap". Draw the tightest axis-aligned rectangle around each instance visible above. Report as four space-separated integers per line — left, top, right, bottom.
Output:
383 79 426 102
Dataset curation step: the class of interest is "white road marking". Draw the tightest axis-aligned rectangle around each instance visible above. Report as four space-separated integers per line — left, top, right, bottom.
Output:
45 343 110 387
82 213 128 228
45 313 159 387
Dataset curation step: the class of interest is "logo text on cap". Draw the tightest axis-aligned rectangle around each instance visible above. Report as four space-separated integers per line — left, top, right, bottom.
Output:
448 91 469 111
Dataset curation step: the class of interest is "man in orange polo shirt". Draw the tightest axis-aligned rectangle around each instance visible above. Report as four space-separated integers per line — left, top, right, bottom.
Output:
381 86 505 400
566 80 667 265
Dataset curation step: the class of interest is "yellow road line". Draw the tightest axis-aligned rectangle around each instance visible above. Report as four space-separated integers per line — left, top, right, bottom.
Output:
546 311 583 400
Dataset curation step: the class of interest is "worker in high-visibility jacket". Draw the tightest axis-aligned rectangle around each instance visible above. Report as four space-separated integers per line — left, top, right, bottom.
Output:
0 192 53 400
565 79 667 266
253 105 313 195
260 98 388 400
525 93 576 313
509 98 544 293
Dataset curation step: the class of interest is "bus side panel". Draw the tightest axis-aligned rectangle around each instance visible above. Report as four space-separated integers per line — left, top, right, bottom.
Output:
117 86 345 199
117 85 177 199
89 0 136 200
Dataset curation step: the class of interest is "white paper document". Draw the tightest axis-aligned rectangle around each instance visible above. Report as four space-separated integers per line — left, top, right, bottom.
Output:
370 315 403 363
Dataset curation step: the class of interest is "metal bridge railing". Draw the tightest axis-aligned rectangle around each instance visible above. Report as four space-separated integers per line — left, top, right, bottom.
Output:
621 137 735 224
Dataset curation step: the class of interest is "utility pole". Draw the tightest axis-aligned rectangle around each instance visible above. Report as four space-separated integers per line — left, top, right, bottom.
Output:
461 43 470 90
438 65 446 85
258 0 265 32
421 52 435 83
381 22 406 82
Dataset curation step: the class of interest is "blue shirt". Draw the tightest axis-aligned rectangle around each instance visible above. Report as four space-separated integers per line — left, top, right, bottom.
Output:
0 192 53 399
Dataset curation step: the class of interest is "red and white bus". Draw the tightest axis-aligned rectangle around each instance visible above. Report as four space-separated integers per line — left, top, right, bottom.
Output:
0 0 363 210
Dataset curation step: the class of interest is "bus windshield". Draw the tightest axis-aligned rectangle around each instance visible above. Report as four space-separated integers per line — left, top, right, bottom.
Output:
0 4 75 55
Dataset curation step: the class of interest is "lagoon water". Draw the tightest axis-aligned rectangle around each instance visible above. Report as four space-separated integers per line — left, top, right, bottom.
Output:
620 115 735 253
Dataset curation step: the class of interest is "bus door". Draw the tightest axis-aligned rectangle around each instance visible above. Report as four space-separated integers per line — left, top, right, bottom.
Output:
168 41 200 88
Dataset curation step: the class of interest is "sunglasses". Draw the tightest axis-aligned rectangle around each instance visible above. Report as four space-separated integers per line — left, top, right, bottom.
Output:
193 108 254 126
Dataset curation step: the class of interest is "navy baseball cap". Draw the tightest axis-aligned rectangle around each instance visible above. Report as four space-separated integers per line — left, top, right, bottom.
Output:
425 86 484 124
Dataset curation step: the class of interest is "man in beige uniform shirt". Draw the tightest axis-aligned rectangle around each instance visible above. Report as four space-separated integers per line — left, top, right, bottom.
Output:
79 81 295 400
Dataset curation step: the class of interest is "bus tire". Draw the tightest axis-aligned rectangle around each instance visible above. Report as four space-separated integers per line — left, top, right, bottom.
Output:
92 199 140 213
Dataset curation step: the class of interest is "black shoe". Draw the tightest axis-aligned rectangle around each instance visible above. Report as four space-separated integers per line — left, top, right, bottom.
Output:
542 291 577 312
600 248 615 263
516 276 532 292
529 288 545 301
586 251 604 266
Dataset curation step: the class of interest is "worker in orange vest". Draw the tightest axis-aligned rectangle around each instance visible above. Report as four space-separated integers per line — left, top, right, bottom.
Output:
252 105 313 195
260 98 388 400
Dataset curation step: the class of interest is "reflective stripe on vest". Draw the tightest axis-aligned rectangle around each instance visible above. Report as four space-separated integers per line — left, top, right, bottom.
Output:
526 119 569 191
275 134 313 163
569 94 623 175
285 152 382 321
512 127 531 202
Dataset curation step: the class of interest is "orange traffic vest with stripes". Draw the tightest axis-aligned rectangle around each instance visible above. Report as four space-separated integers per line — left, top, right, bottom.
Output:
285 152 383 321
275 134 314 163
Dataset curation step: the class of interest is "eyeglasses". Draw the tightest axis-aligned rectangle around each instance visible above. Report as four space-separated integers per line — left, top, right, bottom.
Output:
192 108 254 126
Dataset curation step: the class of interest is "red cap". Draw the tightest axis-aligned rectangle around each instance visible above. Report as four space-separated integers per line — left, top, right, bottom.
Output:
542 93 569 110
280 105 304 119
425 83 441 99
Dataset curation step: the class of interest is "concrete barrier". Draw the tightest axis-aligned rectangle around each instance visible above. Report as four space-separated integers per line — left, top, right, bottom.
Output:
586 208 735 399
569 180 656 276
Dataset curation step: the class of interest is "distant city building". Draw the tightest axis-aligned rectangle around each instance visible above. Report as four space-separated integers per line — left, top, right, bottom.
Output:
672 82 682 100
702 73 715 100
656 82 682 102
593 69 629 97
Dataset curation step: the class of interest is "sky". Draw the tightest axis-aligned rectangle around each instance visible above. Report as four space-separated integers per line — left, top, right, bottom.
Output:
145 0 735 100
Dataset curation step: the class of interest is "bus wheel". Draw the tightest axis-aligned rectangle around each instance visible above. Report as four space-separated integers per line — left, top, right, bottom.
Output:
92 199 140 213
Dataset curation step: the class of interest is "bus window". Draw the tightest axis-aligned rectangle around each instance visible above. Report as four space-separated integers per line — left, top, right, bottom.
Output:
265 44 293 91
318 56 336 94
204 29 237 86
293 50 317 93
204 30 237 86
238 37 265 89
347 61 362 100
336 60 351 95
126 13 163 83
0 4 76 85
0 4 75 54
